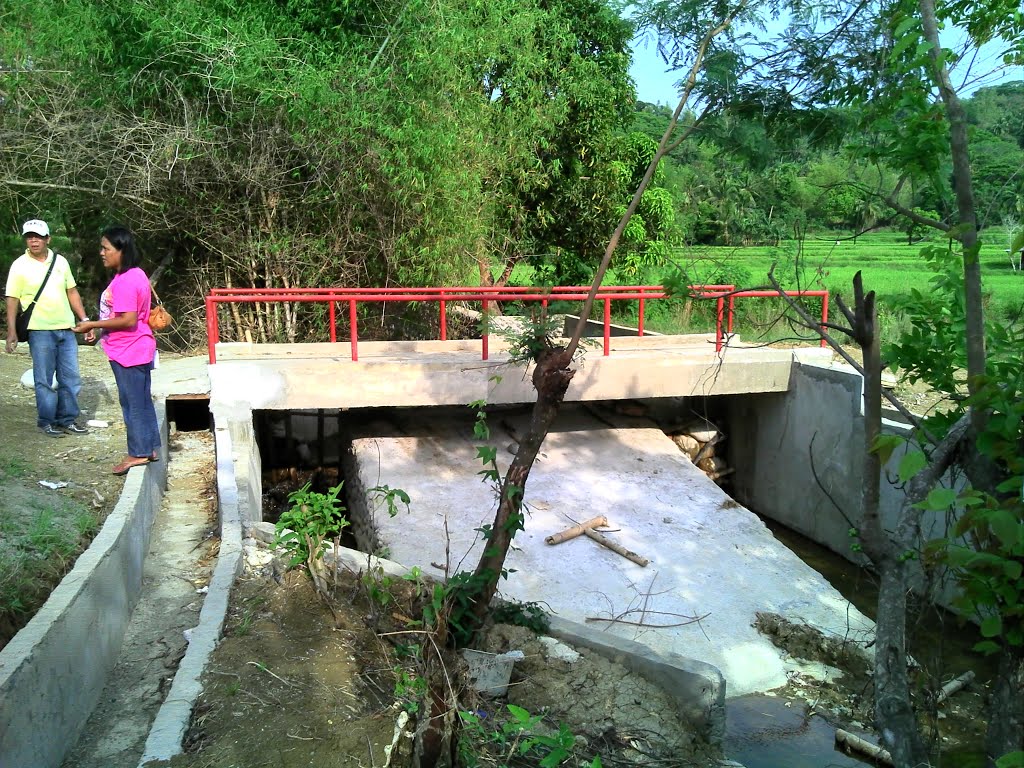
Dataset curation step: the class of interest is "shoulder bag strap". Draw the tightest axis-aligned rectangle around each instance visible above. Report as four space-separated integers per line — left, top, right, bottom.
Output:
150 281 163 306
25 254 58 309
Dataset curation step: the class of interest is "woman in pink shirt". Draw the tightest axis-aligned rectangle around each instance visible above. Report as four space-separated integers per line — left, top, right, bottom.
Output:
74 227 161 475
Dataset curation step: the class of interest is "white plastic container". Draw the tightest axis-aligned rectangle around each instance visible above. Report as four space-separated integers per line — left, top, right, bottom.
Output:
462 649 522 697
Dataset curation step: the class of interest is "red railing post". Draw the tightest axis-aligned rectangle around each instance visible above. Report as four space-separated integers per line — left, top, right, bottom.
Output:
728 295 735 334
206 296 218 364
603 298 611 356
439 298 447 341
481 299 489 360
716 297 724 352
820 292 829 348
349 299 358 361
638 297 645 337
329 301 337 343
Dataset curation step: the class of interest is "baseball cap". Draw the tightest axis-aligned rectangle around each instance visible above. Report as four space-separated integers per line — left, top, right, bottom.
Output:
22 219 50 238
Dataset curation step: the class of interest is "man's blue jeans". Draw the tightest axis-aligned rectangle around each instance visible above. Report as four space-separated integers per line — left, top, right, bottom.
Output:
109 360 161 458
28 329 82 428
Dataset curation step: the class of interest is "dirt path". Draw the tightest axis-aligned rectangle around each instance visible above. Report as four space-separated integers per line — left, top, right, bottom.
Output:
61 431 218 768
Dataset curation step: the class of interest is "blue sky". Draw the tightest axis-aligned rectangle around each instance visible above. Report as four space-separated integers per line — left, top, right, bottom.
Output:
628 31 1023 107
629 32 680 106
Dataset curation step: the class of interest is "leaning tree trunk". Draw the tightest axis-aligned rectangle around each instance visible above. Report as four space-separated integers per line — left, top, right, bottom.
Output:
459 11 740 643
466 348 574 629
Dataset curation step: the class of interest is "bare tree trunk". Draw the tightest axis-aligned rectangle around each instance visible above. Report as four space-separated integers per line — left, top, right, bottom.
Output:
849 277 931 768
872 561 929 767
476 257 493 288
985 651 1024 765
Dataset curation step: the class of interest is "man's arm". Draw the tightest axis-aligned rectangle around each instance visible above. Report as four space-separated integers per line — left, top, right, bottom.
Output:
6 295 19 353
67 287 89 323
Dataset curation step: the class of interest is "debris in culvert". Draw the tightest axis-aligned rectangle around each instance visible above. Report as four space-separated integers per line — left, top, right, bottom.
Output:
835 729 894 765
669 418 733 485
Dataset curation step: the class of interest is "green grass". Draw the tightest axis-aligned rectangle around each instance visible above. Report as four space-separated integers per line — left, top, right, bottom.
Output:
652 231 1024 345
659 230 1024 319
0 473 99 639
501 229 1024 348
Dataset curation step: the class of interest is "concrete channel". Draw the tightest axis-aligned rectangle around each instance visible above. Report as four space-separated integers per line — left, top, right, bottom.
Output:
0 338 944 767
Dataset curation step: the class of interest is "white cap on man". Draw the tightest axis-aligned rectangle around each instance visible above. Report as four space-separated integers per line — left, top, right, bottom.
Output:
22 219 50 238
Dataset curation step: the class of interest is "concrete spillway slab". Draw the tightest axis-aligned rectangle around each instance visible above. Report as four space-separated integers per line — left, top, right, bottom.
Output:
346 406 874 698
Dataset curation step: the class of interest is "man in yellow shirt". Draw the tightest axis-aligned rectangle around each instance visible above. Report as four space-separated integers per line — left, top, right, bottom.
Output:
5 219 91 437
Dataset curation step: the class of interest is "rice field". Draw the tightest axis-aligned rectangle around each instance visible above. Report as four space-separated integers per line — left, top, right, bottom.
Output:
614 230 1024 343
658 230 1024 318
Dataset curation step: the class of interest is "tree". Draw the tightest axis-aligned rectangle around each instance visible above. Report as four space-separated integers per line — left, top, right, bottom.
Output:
635 0 1024 764
481 0 637 287
0 0 637 343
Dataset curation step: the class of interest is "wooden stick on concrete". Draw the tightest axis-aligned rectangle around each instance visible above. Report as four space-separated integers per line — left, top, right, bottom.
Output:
545 515 609 545
583 528 649 567
835 729 894 766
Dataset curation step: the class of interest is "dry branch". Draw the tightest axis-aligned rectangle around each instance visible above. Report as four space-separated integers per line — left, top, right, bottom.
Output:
545 515 609 545
936 671 975 704
765 265 932 441
583 529 649 566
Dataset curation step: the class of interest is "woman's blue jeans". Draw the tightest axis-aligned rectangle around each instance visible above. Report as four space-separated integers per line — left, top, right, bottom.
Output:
28 329 82 428
109 360 161 458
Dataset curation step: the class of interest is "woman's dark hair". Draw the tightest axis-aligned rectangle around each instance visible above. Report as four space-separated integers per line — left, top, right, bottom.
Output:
101 226 142 273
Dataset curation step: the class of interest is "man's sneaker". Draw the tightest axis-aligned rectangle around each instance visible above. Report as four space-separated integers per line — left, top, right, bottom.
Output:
61 423 89 435
41 425 66 438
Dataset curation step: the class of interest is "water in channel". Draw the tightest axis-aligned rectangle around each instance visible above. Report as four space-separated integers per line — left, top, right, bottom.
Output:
724 516 995 768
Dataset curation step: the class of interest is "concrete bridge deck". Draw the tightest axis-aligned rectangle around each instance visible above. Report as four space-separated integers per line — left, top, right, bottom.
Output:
182 335 835 410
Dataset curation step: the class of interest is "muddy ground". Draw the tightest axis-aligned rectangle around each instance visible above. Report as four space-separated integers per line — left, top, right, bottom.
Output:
151 548 725 768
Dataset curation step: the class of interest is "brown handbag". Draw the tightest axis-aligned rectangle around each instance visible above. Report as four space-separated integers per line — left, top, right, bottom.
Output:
148 284 174 332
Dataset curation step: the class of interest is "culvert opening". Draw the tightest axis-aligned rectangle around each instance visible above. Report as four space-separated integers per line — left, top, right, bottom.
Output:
254 409 356 549
166 396 212 432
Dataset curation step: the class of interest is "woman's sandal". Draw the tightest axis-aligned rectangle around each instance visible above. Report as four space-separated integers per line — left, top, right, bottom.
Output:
112 456 152 476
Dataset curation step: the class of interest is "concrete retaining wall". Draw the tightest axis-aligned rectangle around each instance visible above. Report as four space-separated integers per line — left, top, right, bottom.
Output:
0 411 168 768
727 360 954 565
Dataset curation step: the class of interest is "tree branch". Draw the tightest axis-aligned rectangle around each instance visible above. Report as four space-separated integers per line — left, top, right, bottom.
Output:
766 265 933 440
565 3 747 359
2 178 162 208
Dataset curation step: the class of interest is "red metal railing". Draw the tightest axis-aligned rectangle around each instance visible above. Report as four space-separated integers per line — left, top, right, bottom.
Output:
204 284 828 363
696 288 830 353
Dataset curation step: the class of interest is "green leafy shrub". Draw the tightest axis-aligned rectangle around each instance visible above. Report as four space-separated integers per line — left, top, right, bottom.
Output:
272 482 349 568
